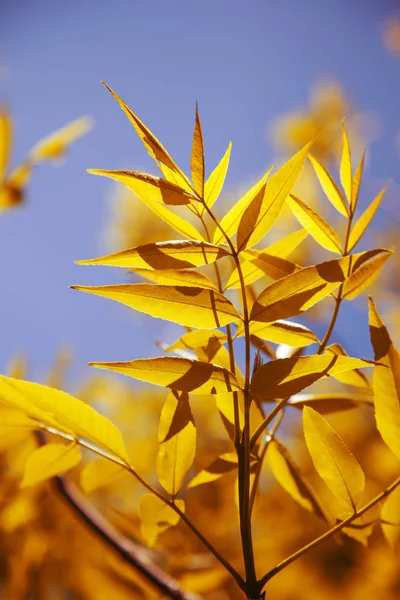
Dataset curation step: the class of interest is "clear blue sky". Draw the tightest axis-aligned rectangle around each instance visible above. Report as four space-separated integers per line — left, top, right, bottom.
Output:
1 0 399 384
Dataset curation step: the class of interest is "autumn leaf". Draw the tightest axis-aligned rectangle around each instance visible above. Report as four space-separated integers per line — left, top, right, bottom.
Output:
309 153 349 216
351 150 365 213
203 142 232 210
80 458 127 494
342 250 392 300
325 344 372 389
289 392 373 414
303 406 365 511
0 108 12 181
340 120 352 204
139 494 184 547
29 117 92 163
135 267 218 290
236 320 319 348
287 194 342 253
21 443 81 488
166 330 227 354
190 103 205 197
188 453 238 488
381 486 400 551
348 184 390 251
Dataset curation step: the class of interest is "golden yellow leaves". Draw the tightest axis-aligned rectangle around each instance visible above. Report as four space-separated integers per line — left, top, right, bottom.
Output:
22 443 81 488
139 495 184 547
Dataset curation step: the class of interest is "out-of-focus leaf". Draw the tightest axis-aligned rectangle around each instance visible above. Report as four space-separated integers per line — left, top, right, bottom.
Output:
0 108 12 180
268 439 328 521
236 320 319 347
289 392 373 413
29 117 92 163
21 443 81 488
72 284 241 329
303 406 365 510
309 154 349 216
204 142 231 210
340 121 352 204
0 375 129 462
190 103 205 197
381 486 400 551
90 357 240 395
80 458 127 494
342 249 392 299
77 240 230 270
369 298 400 461
139 494 184 547
0 163 32 210
251 354 373 400
325 344 372 389
157 391 196 496
348 185 390 251
237 143 310 250
287 194 342 253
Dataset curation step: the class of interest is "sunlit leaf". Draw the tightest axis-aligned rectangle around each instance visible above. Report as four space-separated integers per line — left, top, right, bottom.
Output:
21 443 81 488
303 406 365 510
381 486 400 551
190 103 205 197
369 298 400 461
139 494 184 547
289 392 373 413
204 142 231 210
236 320 319 347
73 283 241 329
90 357 240 395
348 185 390 251
268 439 328 521
134 267 218 290
157 391 196 496
188 452 238 488
287 194 342 253
309 154 349 216
340 121 352 204
166 330 227 353
351 150 365 213
80 458 127 494
29 117 92 163
325 344 372 389
342 249 392 299
237 143 310 250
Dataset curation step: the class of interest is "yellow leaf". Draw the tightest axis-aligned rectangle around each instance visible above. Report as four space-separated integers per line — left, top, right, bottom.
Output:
103 82 193 193
134 267 218 290
188 452 238 488
157 391 196 496
204 142 231 210
29 117 92 163
139 494 184 547
342 249 392 299
250 255 350 323
289 392 373 413
0 163 32 210
72 283 241 329
237 143 310 250
268 439 327 521
213 167 272 245
340 121 352 204
309 153 349 216
90 356 241 395
190 103 205 197
0 376 129 462
369 298 400 461
325 344 372 389
351 150 365 212
21 443 81 488
287 194 342 253
0 108 12 180
381 486 400 551
81 458 127 494
251 354 373 400
89 169 197 206
236 319 319 347
348 184 389 251
135 193 205 240
303 406 365 510
77 240 229 270
166 330 227 353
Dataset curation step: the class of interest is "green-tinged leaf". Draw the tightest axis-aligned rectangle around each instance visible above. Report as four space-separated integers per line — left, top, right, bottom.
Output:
325 344 371 389
139 494 184 547
166 330 227 353
250 256 350 323
0 376 129 462
134 267 218 290
21 443 81 488
348 185 389 251
309 154 349 217
80 458 127 494
289 392 373 414
303 406 365 510
369 298 400 461
213 168 273 245
351 150 365 212
0 108 12 180
340 121 352 204
29 117 92 163
188 452 238 488
236 320 319 347
237 143 310 250
204 142 231 210
77 240 230 270
157 391 196 496
342 249 392 300
89 169 197 206
251 354 373 400
381 486 400 551
102 83 193 192
287 194 342 253
268 439 328 521
190 104 205 197
89 357 240 395
72 284 241 329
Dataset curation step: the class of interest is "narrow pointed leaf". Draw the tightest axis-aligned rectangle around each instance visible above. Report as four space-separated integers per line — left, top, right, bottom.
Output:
139 494 184 547
89 357 240 395
351 150 365 212
340 121 352 204
73 284 240 329
309 154 349 216
348 184 389 251
342 250 392 299
325 344 371 389
190 104 205 197
204 142 231 210
29 117 92 163
134 267 218 290
369 298 400 461
0 108 12 180
236 320 319 347
166 330 227 353
289 392 373 413
303 406 365 510
21 443 81 488
287 194 342 253
188 452 238 488
135 193 205 240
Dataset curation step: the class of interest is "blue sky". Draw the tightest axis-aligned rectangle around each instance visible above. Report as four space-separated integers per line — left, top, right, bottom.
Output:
1 0 399 384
